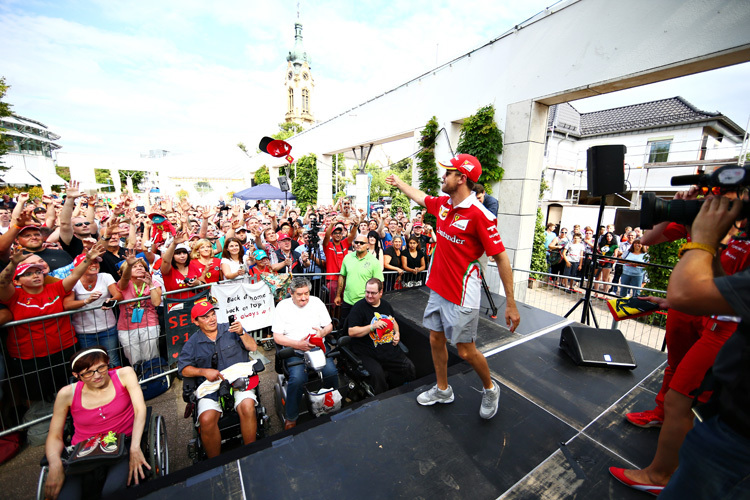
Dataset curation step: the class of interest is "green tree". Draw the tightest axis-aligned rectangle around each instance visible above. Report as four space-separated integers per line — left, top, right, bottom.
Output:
531 178 552 279
366 163 389 201
332 153 349 199
289 154 317 210
118 170 146 193
273 122 304 141
56 166 71 183
254 165 270 185
95 169 114 192
416 117 440 197
456 104 504 193
0 77 13 170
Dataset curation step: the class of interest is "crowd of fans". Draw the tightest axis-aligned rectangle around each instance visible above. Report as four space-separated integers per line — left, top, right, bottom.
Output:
544 222 650 298
0 181 440 414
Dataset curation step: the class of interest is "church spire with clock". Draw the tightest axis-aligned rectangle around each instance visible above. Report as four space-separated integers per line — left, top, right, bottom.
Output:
284 18 315 126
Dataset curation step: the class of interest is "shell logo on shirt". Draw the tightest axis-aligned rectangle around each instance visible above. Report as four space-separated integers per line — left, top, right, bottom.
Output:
439 205 450 220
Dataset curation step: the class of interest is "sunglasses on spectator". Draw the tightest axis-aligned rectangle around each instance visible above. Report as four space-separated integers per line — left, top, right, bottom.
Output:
74 222 92 227
699 186 730 196
79 365 108 380
561 230 568 234
353 240 367 245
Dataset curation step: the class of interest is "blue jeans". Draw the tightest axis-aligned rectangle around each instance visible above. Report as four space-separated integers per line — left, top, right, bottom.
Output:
660 415 750 499
284 354 339 421
77 326 121 368
619 274 644 297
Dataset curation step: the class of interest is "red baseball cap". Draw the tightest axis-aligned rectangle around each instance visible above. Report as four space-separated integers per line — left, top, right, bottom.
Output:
14 262 45 279
439 154 482 183
278 233 291 241
73 253 102 267
190 297 217 321
413 222 423 227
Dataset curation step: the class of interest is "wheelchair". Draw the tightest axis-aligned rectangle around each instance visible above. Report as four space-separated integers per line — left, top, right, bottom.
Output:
36 406 168 500
182 358 269 463
273 333 377 425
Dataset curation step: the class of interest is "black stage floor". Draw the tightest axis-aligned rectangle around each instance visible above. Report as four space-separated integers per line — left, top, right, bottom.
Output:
130 288 667 500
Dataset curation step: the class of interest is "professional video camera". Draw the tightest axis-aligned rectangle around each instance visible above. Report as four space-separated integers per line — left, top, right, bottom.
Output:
639 163 750 229
307 215 321 249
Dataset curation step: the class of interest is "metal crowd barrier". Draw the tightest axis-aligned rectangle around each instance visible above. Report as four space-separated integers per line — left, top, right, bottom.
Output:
0 269 426 438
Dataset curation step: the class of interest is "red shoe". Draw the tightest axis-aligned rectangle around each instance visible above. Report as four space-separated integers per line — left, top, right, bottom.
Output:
609 467 665 496
626 410 663 428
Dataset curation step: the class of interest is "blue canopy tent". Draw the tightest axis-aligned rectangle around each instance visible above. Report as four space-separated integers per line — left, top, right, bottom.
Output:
233 183 296 201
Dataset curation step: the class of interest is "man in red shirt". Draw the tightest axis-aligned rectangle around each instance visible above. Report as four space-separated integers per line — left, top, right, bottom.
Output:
387 154 520 419
322 221 353 316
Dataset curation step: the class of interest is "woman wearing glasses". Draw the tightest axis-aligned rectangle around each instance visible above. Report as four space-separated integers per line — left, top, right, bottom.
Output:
44 347 150 500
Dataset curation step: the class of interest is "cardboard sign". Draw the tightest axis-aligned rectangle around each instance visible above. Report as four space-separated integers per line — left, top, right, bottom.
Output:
210 281 275 334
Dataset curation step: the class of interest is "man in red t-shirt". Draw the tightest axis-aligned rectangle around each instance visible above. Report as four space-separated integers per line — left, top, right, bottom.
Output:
387 154 520 420
322 221 353 316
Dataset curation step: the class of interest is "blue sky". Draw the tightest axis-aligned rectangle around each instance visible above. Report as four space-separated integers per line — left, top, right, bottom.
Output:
2 0 749 158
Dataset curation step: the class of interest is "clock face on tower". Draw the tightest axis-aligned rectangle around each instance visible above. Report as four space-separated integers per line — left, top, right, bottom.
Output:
288 71 293 80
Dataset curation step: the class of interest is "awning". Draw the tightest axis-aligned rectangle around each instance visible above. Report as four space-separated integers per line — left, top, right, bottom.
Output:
0 166 41 186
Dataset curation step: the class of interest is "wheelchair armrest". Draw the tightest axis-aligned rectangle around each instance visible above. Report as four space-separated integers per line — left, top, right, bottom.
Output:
182 377 198 404
252 358 265 373
276 346 295 360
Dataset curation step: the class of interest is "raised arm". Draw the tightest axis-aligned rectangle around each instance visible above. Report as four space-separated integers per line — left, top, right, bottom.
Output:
0 247 27 302
386 174 427 207
60 182 85 245
160 232 184 276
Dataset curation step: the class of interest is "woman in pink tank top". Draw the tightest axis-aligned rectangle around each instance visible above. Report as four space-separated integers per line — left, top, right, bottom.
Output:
44 347 151 500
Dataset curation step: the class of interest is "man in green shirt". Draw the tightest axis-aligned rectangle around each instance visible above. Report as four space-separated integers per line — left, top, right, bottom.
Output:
334 235 384 323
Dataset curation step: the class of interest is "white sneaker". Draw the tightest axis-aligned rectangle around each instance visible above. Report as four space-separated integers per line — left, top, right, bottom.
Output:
479 382 500 419
417 385 454 406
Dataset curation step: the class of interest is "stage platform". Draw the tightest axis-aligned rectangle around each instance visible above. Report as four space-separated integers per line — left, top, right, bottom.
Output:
126 288 667 500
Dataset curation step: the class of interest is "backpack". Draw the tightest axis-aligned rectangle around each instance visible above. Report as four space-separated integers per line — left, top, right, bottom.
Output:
134 357 171 400
0 432 21 464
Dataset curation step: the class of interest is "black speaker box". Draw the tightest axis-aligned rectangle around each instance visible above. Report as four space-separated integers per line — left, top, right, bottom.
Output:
560 325 636 369
587 145 626 196
614 208 641 234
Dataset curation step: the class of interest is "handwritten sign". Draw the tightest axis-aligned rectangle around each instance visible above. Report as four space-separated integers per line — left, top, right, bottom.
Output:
164 289 210 363
211 281 274 333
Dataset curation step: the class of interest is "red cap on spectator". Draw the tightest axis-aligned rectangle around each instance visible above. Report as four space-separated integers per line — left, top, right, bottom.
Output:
13 262 45 279
278 233 291 241
73 253 102 267
438 154 482 182
190 297 217 321
413 222 423 227
17 225 42 235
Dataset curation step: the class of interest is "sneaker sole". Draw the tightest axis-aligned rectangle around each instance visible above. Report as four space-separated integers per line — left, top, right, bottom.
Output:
417 394 454 406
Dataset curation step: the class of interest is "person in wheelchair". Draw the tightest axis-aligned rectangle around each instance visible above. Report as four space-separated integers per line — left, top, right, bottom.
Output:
44 347 150 500
272 276 339 429
177 298 259 458
347 278 416 394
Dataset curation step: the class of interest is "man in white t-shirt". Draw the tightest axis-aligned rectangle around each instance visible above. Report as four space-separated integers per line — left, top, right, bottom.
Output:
272 277 339 429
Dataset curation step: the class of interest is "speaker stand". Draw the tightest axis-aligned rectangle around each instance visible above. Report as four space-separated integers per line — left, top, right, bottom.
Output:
564 196 606 327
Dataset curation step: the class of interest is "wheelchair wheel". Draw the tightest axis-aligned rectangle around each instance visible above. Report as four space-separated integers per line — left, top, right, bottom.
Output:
147 413 169 477
36 465 48 500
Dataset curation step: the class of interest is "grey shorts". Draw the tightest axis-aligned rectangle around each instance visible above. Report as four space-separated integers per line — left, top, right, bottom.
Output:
423 290 480 345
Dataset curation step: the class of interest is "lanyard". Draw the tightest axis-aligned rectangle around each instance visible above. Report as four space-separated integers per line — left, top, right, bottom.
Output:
134 282 148 308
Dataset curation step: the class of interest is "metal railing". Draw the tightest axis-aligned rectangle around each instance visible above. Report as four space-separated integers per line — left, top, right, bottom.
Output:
0 269 426 438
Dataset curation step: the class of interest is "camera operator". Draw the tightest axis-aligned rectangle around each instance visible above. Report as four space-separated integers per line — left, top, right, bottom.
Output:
611 195 750 498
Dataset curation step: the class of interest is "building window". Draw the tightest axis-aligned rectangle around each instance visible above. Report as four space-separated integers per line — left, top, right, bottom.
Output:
302 89 309 113
647 139 671 163
288 88 294 113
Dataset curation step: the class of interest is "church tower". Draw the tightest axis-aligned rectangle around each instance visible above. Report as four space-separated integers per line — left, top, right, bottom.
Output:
284 19 315 126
